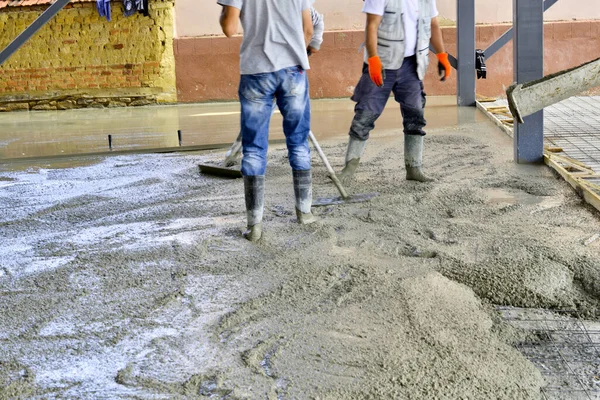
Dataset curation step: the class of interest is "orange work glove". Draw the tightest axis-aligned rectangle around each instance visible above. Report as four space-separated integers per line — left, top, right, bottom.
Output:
436 52 452 81
367 56 385 87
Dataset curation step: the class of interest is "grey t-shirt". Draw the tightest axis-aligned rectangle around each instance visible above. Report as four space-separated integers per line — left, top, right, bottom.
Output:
217 0 312 75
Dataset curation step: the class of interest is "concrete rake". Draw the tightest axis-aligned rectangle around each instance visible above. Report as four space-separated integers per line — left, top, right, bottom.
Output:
198 131 377 206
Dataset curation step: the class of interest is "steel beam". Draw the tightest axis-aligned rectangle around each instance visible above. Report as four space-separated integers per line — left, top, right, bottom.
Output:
456 0 476 106
513 0 545 164
0 0 71 66
485 0 559 59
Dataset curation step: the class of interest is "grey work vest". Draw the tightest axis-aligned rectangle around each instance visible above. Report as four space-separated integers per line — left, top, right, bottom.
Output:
365 0 434 80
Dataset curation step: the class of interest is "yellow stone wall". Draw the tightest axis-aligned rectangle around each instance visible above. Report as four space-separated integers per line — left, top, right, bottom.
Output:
0 0 176 107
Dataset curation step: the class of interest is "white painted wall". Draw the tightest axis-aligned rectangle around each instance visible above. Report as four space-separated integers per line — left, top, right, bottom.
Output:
176 0 600 37
437 0 600 24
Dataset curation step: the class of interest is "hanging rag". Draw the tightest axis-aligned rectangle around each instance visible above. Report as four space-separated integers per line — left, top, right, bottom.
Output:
139 0 149 17
476 49 487 79
123 0 136 17
97 0 111 21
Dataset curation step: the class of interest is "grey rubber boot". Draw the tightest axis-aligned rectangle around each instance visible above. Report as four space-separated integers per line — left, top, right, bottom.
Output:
338 136 367 185
243 175 265 241
404 134 434 182
293 170 317 225
224 133 243 167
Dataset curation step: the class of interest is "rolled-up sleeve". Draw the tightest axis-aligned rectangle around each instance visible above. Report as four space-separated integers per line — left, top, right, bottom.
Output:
217 0 242 9
309 7 324 50
362 0 385 16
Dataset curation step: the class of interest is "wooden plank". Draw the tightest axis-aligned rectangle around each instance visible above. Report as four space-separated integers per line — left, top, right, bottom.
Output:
581 185 600 212
476 100 514 138
565 165 591 173
551 154 593 170
476 96 498 102
544 152 600 214
571 172 600 178
487 106 510 112
560 156 592 169
545 153 581 189
581 179 600 192
544 146 563 153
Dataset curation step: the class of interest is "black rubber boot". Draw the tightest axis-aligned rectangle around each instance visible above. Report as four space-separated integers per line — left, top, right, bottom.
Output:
243 175 265 241
404 135 434 182
293 170 317 225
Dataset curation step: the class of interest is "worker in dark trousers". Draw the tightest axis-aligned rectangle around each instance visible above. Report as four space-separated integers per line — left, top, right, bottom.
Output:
218 0 316 242
339 0 452 184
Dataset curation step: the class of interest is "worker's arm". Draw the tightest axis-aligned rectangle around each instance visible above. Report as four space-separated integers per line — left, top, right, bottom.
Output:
307 7 324 55
430 16 451 81
219 5 240 38
365 13 384 87
429 16 445 54
365 13 382 59
302 8 314 46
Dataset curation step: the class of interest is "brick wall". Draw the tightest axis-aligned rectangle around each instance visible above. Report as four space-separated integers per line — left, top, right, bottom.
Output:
0 0 176 111
0 63 161 93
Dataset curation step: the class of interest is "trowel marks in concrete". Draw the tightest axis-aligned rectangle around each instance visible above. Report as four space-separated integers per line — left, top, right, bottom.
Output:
0 120 599 398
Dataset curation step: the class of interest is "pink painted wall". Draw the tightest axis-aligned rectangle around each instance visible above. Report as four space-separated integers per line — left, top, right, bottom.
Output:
175 21 600 102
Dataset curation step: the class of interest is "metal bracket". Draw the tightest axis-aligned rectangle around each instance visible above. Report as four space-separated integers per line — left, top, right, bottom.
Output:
0 0 71 67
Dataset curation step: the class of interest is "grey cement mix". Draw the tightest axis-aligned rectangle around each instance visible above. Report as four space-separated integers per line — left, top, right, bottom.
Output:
1 112 599 398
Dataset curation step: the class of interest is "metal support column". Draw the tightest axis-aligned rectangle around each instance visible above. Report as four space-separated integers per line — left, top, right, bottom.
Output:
513 0 544 163
456 0 476 106
0 0 71 66
485 0 558 60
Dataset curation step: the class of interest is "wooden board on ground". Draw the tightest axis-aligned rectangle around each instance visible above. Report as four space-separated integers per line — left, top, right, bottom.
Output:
476 96 498 103
544 151 600 213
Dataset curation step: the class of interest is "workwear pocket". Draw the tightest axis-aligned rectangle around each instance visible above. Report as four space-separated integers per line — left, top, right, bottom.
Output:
239 74 273 102
282 66 307 98
378 41 392 58
380 10 398 33
423 19 432 37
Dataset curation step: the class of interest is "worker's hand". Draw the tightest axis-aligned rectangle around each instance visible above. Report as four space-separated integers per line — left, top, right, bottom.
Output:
307 46 318 56
367 56 385 87
437 52 452 81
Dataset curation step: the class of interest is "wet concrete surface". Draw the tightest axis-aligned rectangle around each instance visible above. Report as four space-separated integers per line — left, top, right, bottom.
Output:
1 96 599 398
0 96 481 163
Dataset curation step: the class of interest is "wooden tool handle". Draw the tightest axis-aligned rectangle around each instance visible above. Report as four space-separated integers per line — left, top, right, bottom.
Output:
308 131 349 199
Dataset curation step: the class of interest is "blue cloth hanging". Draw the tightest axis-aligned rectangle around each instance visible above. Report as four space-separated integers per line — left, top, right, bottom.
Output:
97 0 111 21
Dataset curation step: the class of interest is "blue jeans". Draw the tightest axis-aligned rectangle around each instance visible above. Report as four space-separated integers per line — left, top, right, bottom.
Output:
239 66 311 176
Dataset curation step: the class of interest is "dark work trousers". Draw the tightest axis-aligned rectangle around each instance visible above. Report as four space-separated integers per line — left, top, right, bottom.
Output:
349 55 427 141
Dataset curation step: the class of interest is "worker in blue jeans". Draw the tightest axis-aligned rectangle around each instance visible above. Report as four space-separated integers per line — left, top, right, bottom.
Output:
218 0 317 242
223 5 324 168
